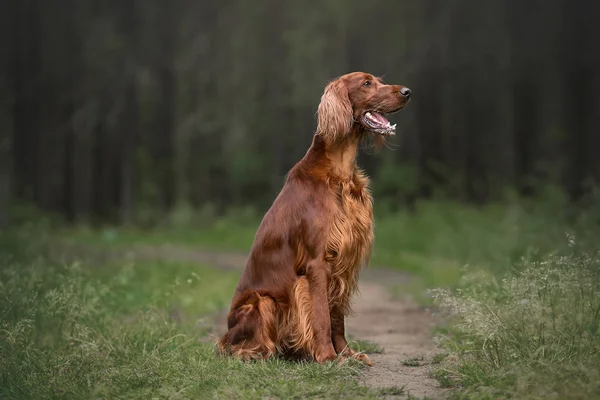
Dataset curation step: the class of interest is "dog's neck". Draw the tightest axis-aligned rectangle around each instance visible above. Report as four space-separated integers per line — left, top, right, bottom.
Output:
327 139 359 179
303 134 360 181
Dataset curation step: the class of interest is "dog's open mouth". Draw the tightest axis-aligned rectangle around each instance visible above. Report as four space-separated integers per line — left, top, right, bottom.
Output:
362 111 396 136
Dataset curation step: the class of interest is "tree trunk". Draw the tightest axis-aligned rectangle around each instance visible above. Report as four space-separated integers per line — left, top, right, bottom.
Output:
153 1 177 212
0 0 14 227
562 0 597 200
512 80 538 196
12 0 41 204
118 0 140 225
0 126 10 229
61 0 83 222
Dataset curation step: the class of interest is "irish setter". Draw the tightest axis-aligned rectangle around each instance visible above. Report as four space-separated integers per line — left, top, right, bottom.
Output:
218 72 411 365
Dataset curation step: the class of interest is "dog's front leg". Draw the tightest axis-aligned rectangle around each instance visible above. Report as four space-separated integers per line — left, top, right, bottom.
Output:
331 306 349 353
306 260 337 363
331 307 373 365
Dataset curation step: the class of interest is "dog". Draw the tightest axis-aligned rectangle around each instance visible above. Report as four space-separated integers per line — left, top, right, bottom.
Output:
218 72 411 364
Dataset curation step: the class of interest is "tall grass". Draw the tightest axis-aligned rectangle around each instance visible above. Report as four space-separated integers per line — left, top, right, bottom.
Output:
431 237 600 399
7 190 600 398
0 235 380 399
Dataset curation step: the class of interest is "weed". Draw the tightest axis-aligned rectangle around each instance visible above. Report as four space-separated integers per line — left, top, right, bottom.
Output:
402 356 425 367
7 195 600 399
432 353 449 364
349 339 384 354
430 238 600 399
378 385 405 396
0 233 392 399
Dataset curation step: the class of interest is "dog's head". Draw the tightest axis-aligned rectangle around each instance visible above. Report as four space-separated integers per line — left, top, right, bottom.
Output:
316 72 411 143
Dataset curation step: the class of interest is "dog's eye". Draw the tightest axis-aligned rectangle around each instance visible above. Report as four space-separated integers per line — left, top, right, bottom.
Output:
363 80 371 87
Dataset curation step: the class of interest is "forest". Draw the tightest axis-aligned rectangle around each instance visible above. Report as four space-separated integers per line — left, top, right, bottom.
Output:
2 0 600 227
2 2 600 399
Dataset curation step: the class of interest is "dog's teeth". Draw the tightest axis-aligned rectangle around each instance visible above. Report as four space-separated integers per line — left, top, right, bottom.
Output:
367 113 380 124
391 124 396 130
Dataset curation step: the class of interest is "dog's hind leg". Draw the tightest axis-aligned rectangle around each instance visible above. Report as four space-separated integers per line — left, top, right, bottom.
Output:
217 292 279 361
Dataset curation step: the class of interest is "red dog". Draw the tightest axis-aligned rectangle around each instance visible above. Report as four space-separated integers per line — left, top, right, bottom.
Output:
218 72 411 364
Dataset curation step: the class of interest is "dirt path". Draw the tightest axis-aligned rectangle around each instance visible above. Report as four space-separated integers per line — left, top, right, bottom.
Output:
347 269 447 399
60 243 447 398
168 247 447 399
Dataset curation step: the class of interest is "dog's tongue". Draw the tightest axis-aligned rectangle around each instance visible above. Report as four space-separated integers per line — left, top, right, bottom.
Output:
371 112 389 125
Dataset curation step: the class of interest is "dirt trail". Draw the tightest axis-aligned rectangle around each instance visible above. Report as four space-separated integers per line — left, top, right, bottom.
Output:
181 248 446 399
347 269 447 399
66 243 447 399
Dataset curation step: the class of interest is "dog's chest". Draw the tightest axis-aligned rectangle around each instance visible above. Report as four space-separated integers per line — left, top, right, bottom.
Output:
328 187 373 265
325 172 374 310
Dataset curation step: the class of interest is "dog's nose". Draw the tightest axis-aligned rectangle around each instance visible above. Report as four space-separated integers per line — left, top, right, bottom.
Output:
400 87 412 99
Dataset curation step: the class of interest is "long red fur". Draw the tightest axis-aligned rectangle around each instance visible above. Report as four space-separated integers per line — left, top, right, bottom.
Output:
218 72 411 364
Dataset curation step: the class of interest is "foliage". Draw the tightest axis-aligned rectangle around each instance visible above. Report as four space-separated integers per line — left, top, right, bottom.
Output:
430 238 600 399
0 234 383 399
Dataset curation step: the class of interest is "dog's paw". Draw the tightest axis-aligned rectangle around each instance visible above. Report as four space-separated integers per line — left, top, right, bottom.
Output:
340 347 374 366
353 352 373 366
315 349 338 364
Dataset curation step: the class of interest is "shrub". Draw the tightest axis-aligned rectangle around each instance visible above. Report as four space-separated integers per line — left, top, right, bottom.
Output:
431 237 600 399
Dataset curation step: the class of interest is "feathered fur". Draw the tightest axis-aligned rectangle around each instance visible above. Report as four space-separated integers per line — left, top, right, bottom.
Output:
218 72 411 365
317 79 353 143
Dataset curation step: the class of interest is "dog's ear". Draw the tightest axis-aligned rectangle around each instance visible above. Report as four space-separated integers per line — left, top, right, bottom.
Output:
317 79 352 142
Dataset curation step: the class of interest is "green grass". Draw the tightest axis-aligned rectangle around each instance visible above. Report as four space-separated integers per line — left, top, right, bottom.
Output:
432 353 449 364
430 239 600 399
7 191 600 399
402 356 425 367
53 192 598 291
0 232 384 399
377 385 406 396
348 338 384 354
50 195 596 319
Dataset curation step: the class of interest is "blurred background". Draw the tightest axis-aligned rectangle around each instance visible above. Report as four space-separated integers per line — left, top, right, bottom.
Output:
2 4 600 397
1 0 599 227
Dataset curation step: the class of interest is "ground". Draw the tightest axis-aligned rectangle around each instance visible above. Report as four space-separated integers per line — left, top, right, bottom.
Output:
348 271 447 399
129 245 449 399
5 199 600 398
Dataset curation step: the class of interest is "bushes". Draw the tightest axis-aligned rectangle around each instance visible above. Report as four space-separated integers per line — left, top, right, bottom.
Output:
431 238 600 399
